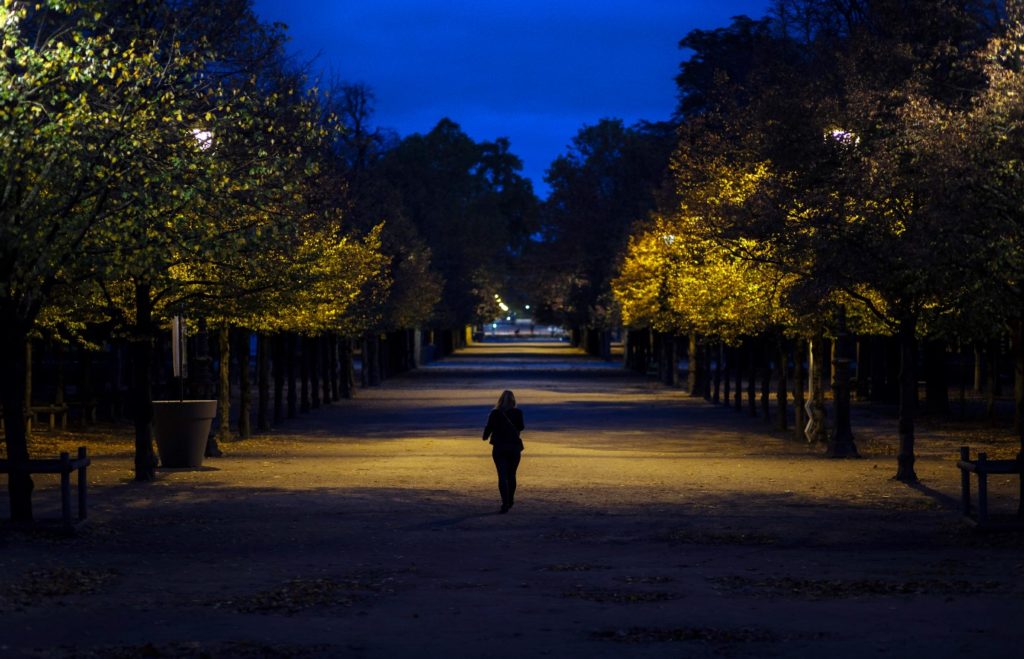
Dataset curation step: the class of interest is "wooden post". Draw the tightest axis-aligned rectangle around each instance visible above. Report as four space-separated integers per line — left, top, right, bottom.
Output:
60 451 72 529
978 452 989 526
78 446 88 520
959 446 971 516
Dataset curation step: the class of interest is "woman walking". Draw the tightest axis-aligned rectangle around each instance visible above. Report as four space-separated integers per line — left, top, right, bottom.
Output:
482 390 525 514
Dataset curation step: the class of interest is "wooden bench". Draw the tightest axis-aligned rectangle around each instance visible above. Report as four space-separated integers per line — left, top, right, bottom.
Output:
957 446 1024 530
0 447 90 531
0 404 70 432
30 404 69 431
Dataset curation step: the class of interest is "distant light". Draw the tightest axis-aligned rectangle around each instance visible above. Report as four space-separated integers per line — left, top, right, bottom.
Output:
493 294 500 299
662 234 677 245
191 128 214 150
498 302 509 312
524 304 531 310
827 128 859 146
506 316 511 321
492 323 497 329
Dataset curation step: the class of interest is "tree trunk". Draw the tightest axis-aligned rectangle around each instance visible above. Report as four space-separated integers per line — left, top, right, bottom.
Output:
339 338 355 398
895 319 919 482
309 335 321 410
131 282 158 480
703 342 713 400
1014 320 1024 516
722 344 731 406
237 328 251 439
687 334 699 396
776 340 788 431
1 314 35 521
257 333 270 432
300 335 311 412
806 336 828 444
80 348 95 427
329 334 340 401
665 334 679 387
287 333 298 419
759 362 771 423
854 337 870 401
24 341 32 426
54 344 65 413
827 308 858 458
322 334 333 404
638 329 651 374
957 340 968 419
361 334 375 386
734 344 743 412
986 338 998 426
1012 319 1023 441
273 333 285 424
656 333 667 385
747 339 757 417
187 320 210 401
713 342 722 404
793 340 806 442
215 321 231 444
973 345 983 393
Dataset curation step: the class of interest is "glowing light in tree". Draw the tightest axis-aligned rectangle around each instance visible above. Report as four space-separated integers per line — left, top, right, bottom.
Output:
826 128 860 146
191 128 214 150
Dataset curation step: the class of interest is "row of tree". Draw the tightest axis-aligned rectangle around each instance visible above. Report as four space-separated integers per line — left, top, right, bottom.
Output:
1 0 537 521
529 0 1024 481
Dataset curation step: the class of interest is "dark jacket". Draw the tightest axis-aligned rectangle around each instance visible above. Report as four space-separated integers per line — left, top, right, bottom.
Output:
483 407 524 451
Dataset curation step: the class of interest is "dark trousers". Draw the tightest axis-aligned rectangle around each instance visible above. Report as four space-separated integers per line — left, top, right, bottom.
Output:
492 448 522 507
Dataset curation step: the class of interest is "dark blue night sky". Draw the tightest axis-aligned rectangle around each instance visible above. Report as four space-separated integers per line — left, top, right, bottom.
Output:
251 1 773 197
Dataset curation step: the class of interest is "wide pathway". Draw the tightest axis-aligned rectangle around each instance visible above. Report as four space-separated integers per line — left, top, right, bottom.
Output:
1 340 1021 658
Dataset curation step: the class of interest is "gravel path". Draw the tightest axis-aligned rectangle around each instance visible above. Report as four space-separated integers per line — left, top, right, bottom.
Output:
1 340 1022 658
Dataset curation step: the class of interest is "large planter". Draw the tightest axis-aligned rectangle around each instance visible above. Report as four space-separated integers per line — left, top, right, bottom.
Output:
153 400 217 468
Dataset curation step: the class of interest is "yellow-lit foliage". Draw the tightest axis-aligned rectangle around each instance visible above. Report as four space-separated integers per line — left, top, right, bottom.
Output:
616 148 800 342
241 224 389 335
614 213 792 344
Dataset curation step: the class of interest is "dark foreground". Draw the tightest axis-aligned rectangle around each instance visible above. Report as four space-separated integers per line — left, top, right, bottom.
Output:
1 341 1022 658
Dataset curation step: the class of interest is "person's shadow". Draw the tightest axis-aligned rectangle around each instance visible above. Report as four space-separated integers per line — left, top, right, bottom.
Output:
404 511 500 530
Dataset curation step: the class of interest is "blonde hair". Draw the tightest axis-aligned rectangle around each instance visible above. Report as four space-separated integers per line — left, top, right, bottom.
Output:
495 390 517 410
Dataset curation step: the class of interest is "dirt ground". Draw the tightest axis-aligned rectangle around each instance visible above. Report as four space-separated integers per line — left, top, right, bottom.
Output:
2 340 1023 658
